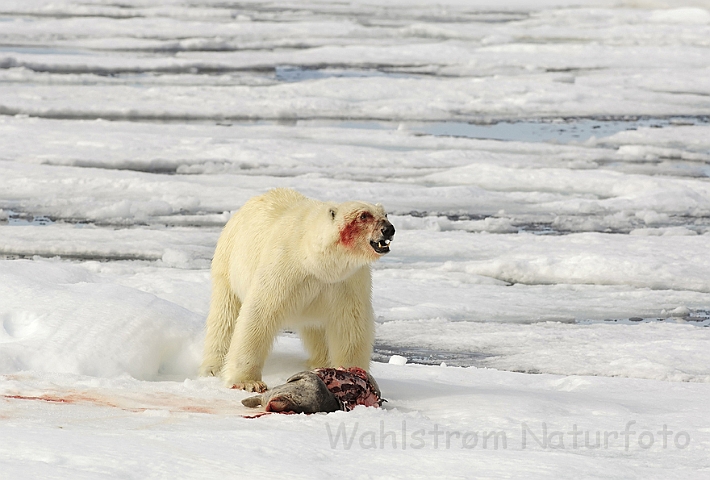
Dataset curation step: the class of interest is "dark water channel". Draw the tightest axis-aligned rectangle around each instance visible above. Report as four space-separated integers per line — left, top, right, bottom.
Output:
296 116 710 144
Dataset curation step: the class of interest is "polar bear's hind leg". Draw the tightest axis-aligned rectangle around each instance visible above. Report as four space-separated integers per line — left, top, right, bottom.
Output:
300 326 330 369
200 276 241 377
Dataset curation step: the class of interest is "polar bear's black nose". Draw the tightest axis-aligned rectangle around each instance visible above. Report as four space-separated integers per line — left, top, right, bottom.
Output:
381 222 395 239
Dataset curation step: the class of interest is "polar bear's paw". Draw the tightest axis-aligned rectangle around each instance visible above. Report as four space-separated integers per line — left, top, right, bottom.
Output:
229 380 268 393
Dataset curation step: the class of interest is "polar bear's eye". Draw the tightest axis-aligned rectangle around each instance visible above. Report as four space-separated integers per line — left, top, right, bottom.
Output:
359 212 373 221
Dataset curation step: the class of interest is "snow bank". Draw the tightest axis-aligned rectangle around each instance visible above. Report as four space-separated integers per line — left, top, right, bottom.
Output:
0 260 203 380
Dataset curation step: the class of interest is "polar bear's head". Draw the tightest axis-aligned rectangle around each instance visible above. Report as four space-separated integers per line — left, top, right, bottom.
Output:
332 201 395 259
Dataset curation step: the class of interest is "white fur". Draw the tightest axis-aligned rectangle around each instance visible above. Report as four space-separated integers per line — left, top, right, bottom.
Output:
200 188 390 392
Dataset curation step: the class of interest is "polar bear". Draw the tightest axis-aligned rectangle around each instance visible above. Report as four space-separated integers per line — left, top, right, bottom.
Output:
200 188 395 392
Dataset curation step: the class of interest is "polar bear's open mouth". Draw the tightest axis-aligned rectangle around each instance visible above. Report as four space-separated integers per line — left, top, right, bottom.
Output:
370 239 391 254
370 220 395 254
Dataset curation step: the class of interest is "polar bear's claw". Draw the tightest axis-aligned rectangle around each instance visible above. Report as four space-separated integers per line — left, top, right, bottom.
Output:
230 380 268 393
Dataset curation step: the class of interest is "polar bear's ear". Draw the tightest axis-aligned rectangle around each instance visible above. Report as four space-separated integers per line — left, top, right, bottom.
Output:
329 208 337 220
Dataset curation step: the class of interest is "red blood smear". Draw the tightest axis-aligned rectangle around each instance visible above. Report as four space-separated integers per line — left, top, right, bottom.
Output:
4 393 124 409
4 393 217 414
5 394 71 403
243 412 272 419
339 219 361 247
177 406 214 414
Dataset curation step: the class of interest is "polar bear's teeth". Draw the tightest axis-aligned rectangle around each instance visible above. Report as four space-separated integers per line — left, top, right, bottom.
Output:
384 239 391 245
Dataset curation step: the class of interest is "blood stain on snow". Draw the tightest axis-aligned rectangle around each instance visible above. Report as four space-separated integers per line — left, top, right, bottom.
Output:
4 393 119 408
5 394 70 403
3 392 224 415
175 405 215 414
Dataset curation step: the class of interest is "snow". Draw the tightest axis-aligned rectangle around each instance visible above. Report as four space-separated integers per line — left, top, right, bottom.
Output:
2 0 710 477
0 261 202 380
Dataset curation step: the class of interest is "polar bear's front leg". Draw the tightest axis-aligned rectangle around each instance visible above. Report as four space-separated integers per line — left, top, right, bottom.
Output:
325 290 375 370
326 313 375 370
221 278 316 392
221 304 280 392
324 268 376 370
